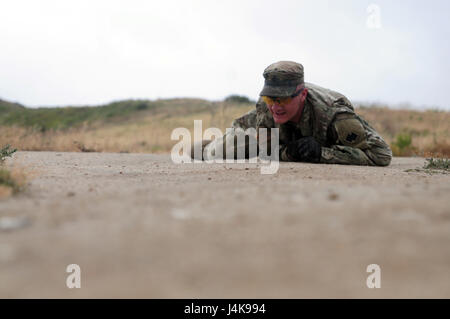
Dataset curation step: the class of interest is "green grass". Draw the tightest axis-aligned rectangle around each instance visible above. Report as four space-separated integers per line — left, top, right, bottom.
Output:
393 132 412 150
0 100 156 131
0 98 217 131
0 99 25 112
391 132 415 156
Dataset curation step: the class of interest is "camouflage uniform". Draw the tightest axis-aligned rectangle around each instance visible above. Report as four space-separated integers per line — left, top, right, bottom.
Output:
202 61 392 166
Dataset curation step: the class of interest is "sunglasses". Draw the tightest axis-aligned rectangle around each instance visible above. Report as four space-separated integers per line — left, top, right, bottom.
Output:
262 88 304 107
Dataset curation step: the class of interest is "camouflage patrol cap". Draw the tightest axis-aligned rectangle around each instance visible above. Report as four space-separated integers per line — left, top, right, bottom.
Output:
259 61 304 97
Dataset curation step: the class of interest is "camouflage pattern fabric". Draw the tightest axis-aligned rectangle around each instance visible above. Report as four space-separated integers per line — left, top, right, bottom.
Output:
202 82 392 166
260 61 304 97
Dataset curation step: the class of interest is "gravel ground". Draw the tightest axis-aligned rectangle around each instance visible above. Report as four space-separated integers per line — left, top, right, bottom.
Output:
0 151 449 298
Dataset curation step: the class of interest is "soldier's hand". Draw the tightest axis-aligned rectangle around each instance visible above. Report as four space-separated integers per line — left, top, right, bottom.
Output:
286 137 322 163
190 139 212 161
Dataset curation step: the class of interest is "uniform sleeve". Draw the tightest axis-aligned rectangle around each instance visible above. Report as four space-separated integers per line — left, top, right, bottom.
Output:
202 108 259 160
279 144 291 161
320 113 392 166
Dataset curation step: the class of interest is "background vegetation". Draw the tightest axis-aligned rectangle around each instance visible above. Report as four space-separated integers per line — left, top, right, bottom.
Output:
0 144 21 198
0 97 449 157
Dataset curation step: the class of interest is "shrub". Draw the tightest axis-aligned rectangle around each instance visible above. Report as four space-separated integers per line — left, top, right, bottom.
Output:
424 158 450 170
391 133 414 156
394 133 412 149
224 95 254 104
0 144 17 162
0 168 17 189
0 145 25 197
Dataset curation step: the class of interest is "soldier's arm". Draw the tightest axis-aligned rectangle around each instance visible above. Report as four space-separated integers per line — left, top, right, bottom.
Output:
193 108 258 160
320 113 392 166
279 144 292 162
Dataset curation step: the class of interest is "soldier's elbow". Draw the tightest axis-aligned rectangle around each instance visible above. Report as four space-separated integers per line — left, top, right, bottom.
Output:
371 151 392 166
375 156 391 166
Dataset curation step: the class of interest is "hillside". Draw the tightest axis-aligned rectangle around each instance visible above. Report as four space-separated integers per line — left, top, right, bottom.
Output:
0 99 25 113
0 98 215 131
0 97 449 156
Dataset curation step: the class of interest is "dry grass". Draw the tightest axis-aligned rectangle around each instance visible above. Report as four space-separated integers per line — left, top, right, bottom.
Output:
0 102 251 154
0 184 13 199
357 108 450 157
0 145 27 199
0 102 449 157
0 165 28 199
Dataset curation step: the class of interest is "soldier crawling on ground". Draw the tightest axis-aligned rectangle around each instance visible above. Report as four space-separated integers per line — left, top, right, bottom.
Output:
193 61 392 166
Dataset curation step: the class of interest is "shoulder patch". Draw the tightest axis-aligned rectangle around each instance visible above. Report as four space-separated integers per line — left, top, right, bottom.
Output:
333 117 368 149
346 132 358 142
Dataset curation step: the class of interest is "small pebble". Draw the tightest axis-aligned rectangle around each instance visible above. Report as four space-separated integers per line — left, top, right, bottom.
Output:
0 216 31 232
328 193 339 201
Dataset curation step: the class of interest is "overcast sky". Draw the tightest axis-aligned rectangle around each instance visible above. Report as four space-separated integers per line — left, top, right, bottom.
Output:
1 0 449 109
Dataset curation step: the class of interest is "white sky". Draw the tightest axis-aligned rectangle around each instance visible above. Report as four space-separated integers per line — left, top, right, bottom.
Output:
0 0 449 109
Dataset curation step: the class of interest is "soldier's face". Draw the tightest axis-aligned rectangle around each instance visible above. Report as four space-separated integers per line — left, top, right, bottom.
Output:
266 88 304 124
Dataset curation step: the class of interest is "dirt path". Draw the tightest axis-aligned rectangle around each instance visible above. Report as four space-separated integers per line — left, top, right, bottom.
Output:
0 152 449 298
